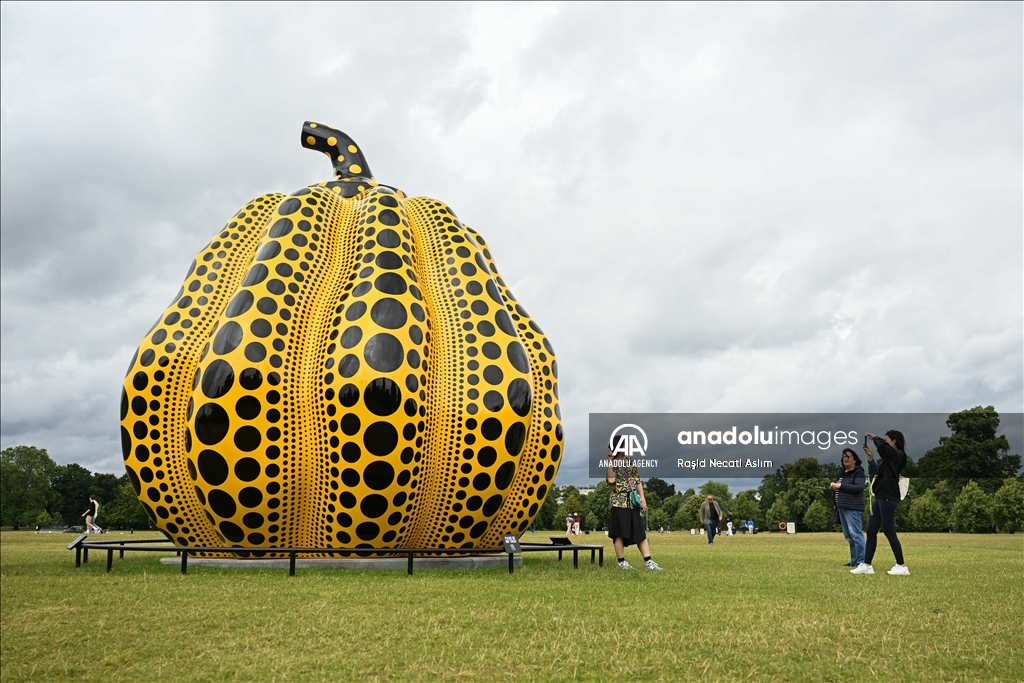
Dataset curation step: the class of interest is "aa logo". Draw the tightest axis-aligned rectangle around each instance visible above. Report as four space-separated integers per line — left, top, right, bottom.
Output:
609 424 648 457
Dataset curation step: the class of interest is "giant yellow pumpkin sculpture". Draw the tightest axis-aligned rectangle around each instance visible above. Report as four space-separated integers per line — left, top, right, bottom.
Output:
119 122 563 552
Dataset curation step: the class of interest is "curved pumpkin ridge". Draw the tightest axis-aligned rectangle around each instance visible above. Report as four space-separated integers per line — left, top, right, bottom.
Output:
186 188 346 550
474 235 564 547
120 194 284 547
311 186 428 550
403 198 538 549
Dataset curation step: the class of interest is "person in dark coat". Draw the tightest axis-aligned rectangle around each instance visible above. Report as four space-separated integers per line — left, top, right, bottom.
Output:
699 495 723 545
829 448 866 567
851 431 909 576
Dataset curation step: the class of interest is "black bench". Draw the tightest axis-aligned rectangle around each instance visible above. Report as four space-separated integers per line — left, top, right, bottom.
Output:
67 538 604 576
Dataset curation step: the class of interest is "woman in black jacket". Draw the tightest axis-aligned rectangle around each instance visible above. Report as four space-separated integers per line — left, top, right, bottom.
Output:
851 430 909 576
829 449 865 567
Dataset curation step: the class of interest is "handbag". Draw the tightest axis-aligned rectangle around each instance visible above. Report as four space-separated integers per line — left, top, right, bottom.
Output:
884 458 911 501
626 473 643 509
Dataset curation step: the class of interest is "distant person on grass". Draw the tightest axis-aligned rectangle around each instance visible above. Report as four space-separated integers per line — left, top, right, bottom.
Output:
606 452 662 571
851 431 910 576
566 514 573 535
726 511 735 536
747 519 754 535
699 495 723 545
830 448 866 568
81 495 99 534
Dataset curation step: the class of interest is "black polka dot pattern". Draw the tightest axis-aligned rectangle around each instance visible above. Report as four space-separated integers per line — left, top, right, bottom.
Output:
120 193 286 550
120 124 563 555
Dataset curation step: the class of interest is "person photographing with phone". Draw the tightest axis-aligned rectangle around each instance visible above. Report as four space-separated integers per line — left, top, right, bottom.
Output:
851 431 910 576
606 448 662 571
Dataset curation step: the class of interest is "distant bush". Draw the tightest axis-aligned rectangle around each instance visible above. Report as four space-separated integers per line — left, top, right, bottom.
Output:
992 479 1024 533
950 481 992 533
801 500 831 532
909 490 948 532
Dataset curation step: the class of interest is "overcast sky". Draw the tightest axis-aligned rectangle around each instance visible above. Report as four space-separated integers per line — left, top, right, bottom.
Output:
2 2 1021 491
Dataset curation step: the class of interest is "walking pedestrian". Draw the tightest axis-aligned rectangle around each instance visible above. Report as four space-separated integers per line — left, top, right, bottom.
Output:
699 495 723 545
81 495 99 534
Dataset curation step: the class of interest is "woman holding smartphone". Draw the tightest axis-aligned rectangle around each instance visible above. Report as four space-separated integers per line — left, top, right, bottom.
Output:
830 448 866 567
606 449 662 571
851 431 909 576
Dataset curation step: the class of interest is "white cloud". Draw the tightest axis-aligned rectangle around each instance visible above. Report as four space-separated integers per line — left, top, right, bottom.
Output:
1 3 1020 490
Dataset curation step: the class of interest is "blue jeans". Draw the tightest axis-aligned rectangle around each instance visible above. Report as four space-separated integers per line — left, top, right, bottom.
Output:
838 508 865 565
705 522 717 544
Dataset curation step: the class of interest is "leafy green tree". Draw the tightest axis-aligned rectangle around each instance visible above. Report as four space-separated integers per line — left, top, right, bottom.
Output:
585 482 612 530
950 481 992 533
682 488 695 499
909 490 949 532
787 457 835 481
52 463 97 525
802 499 831 532
922 479 961 511
757 458 827 516
660 493 685 518
1 446 60 529
536 485 560 530
991 479 1024 533
102 477 152 530
643 478 675 501
698 481 732 508
894 493 914 532
783 478 829 524
757 470 786 517
917 406 1021 493
33 510 58 527
93 473 120 506
647 508 669 530
557 491 586 531
731 490 762 528
766 498 790 527
673 494 703 530
643 490 662 511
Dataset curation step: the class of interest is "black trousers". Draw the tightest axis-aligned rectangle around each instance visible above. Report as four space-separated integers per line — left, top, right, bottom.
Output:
865 498 904 565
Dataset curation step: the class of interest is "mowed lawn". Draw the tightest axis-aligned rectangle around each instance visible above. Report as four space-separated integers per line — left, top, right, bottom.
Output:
1 530 1021 682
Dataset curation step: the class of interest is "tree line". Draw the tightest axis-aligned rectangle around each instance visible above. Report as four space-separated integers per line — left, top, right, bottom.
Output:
3 406 1020 534
536 406 1024 534
0 446 151 530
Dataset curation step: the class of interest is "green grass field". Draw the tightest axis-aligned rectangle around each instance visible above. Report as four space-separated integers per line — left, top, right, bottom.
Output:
1 530 1022 682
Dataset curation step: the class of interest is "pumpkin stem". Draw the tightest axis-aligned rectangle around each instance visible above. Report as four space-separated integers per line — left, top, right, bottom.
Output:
301 122 373 181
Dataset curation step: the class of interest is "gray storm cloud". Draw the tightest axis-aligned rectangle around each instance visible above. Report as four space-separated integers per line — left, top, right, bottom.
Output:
1 2 1021 486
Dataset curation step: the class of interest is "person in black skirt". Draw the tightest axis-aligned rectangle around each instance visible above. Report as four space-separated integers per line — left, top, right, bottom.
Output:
606 452 662 571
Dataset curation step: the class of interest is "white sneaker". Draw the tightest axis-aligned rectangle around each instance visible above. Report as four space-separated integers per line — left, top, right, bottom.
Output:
887 565 910 575
644 559 663 572
850 564 874 575
617 560 635 570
